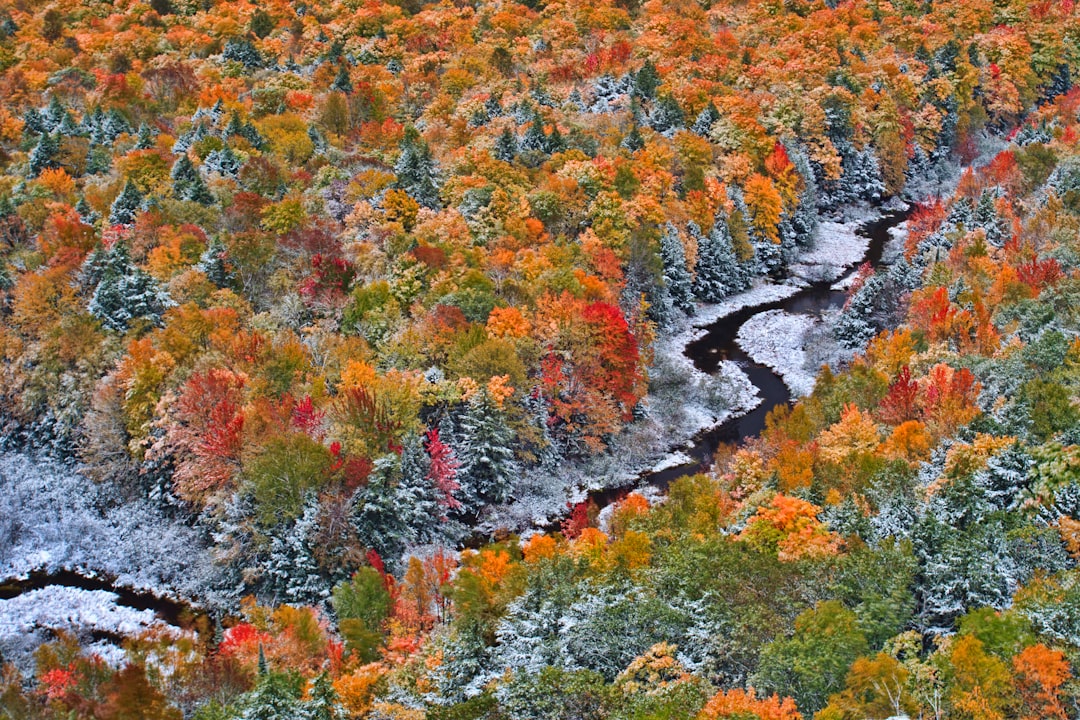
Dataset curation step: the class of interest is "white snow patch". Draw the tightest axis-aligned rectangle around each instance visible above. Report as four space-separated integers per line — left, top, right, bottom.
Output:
737 310 817 397
651 452 693 473
0 453 221 607
0 586 183 669
686 281 801 331
789 221 869 283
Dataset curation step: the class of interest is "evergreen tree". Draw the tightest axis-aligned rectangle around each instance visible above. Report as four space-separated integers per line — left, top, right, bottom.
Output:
394 126 440 209
633 59 660 100
265 499 329 605
975 187 1007 247
250 9 275 39
87 242 172 331
520 113 548 153
27 133 59 177
204 145 242 177
494 127 518 162
109 180 143 225
622 124 644 152
455 390 518 513
649 93 684 134
22 107 44 137
331 64 353 94
44 95 66 130
223 37 264 69
484 94 503 118
102 109 132 144
239 672 304 720
303 672 338 720
86 145 112 175
659 222 694 314
135 124 156 148
352 454 415 564
692 217 747 302
171 154 199 194
75 197 98 225
397 433 443 542
691 101 720 137
198 236 234 287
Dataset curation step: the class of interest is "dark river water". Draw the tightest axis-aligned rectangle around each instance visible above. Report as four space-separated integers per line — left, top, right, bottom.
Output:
588 209 910 507
0 211 908 623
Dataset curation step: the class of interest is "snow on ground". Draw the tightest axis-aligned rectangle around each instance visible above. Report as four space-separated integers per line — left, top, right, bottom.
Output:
486 354 760 533
0 453 222 607
0 586 182 671
737 310 817 397
789 221 869 284
686 281 801 332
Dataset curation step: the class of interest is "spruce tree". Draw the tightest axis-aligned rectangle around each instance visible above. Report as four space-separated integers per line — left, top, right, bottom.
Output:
87 242 172 331
692 217 747 302
633 59 660 100
659 223 694 314
649 93 684 134
394 126 440 209
692 101 720 137
198 236 234 287
455 390 517 513
135 124 156 148
622 124 644 152
265 500 328 605
331 64 353 95
108 180 143 225
27 133 59 177
520 113 547 153
494 127 518 162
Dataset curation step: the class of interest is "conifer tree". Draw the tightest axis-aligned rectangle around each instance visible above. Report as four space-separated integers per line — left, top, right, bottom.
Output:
692 217 747 302
455 390 518 513
494 127 518 162
692 101 720 137
659 223 694 314
109 179 143 225
394 126 440 209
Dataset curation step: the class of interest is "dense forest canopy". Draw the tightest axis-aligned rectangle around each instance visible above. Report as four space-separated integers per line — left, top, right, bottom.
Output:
1 0 1080 717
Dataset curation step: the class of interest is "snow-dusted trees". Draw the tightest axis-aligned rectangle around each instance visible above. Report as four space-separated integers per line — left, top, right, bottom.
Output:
659 223 694 315
454 390 518 514
85 242 171 332
108 180 143 225
395 126 440 209
692 218 748 302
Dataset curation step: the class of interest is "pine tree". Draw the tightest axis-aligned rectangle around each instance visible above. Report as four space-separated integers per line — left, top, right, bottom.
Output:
109 180 143 225
135 121 156 151
455 390 518 513
622 124 644 152
692 101 720 137
693 217 747 302
975 188 1007 247
494 127 518 162
633 60 660 100
27 133 59 177
303 672 338 720
265 499 329 605
240 672 303 720
394 126 440 209
198 237 234 287
397 433 443 542
352 456 410 564
204 145 242 177
223 37 264 69
520 113 547 153
331 64 353 95
87 242 172 331
171 155 199 195
659 222 694 314
649 94 684 134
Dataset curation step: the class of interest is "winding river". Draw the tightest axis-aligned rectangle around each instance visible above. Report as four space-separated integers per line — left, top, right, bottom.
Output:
588 208 910 508
0 209 909 635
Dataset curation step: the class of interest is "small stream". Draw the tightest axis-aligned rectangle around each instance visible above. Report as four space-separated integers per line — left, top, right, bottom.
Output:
587 209 910 509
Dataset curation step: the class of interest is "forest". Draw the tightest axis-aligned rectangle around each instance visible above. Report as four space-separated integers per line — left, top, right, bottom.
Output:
1 0 1080 717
